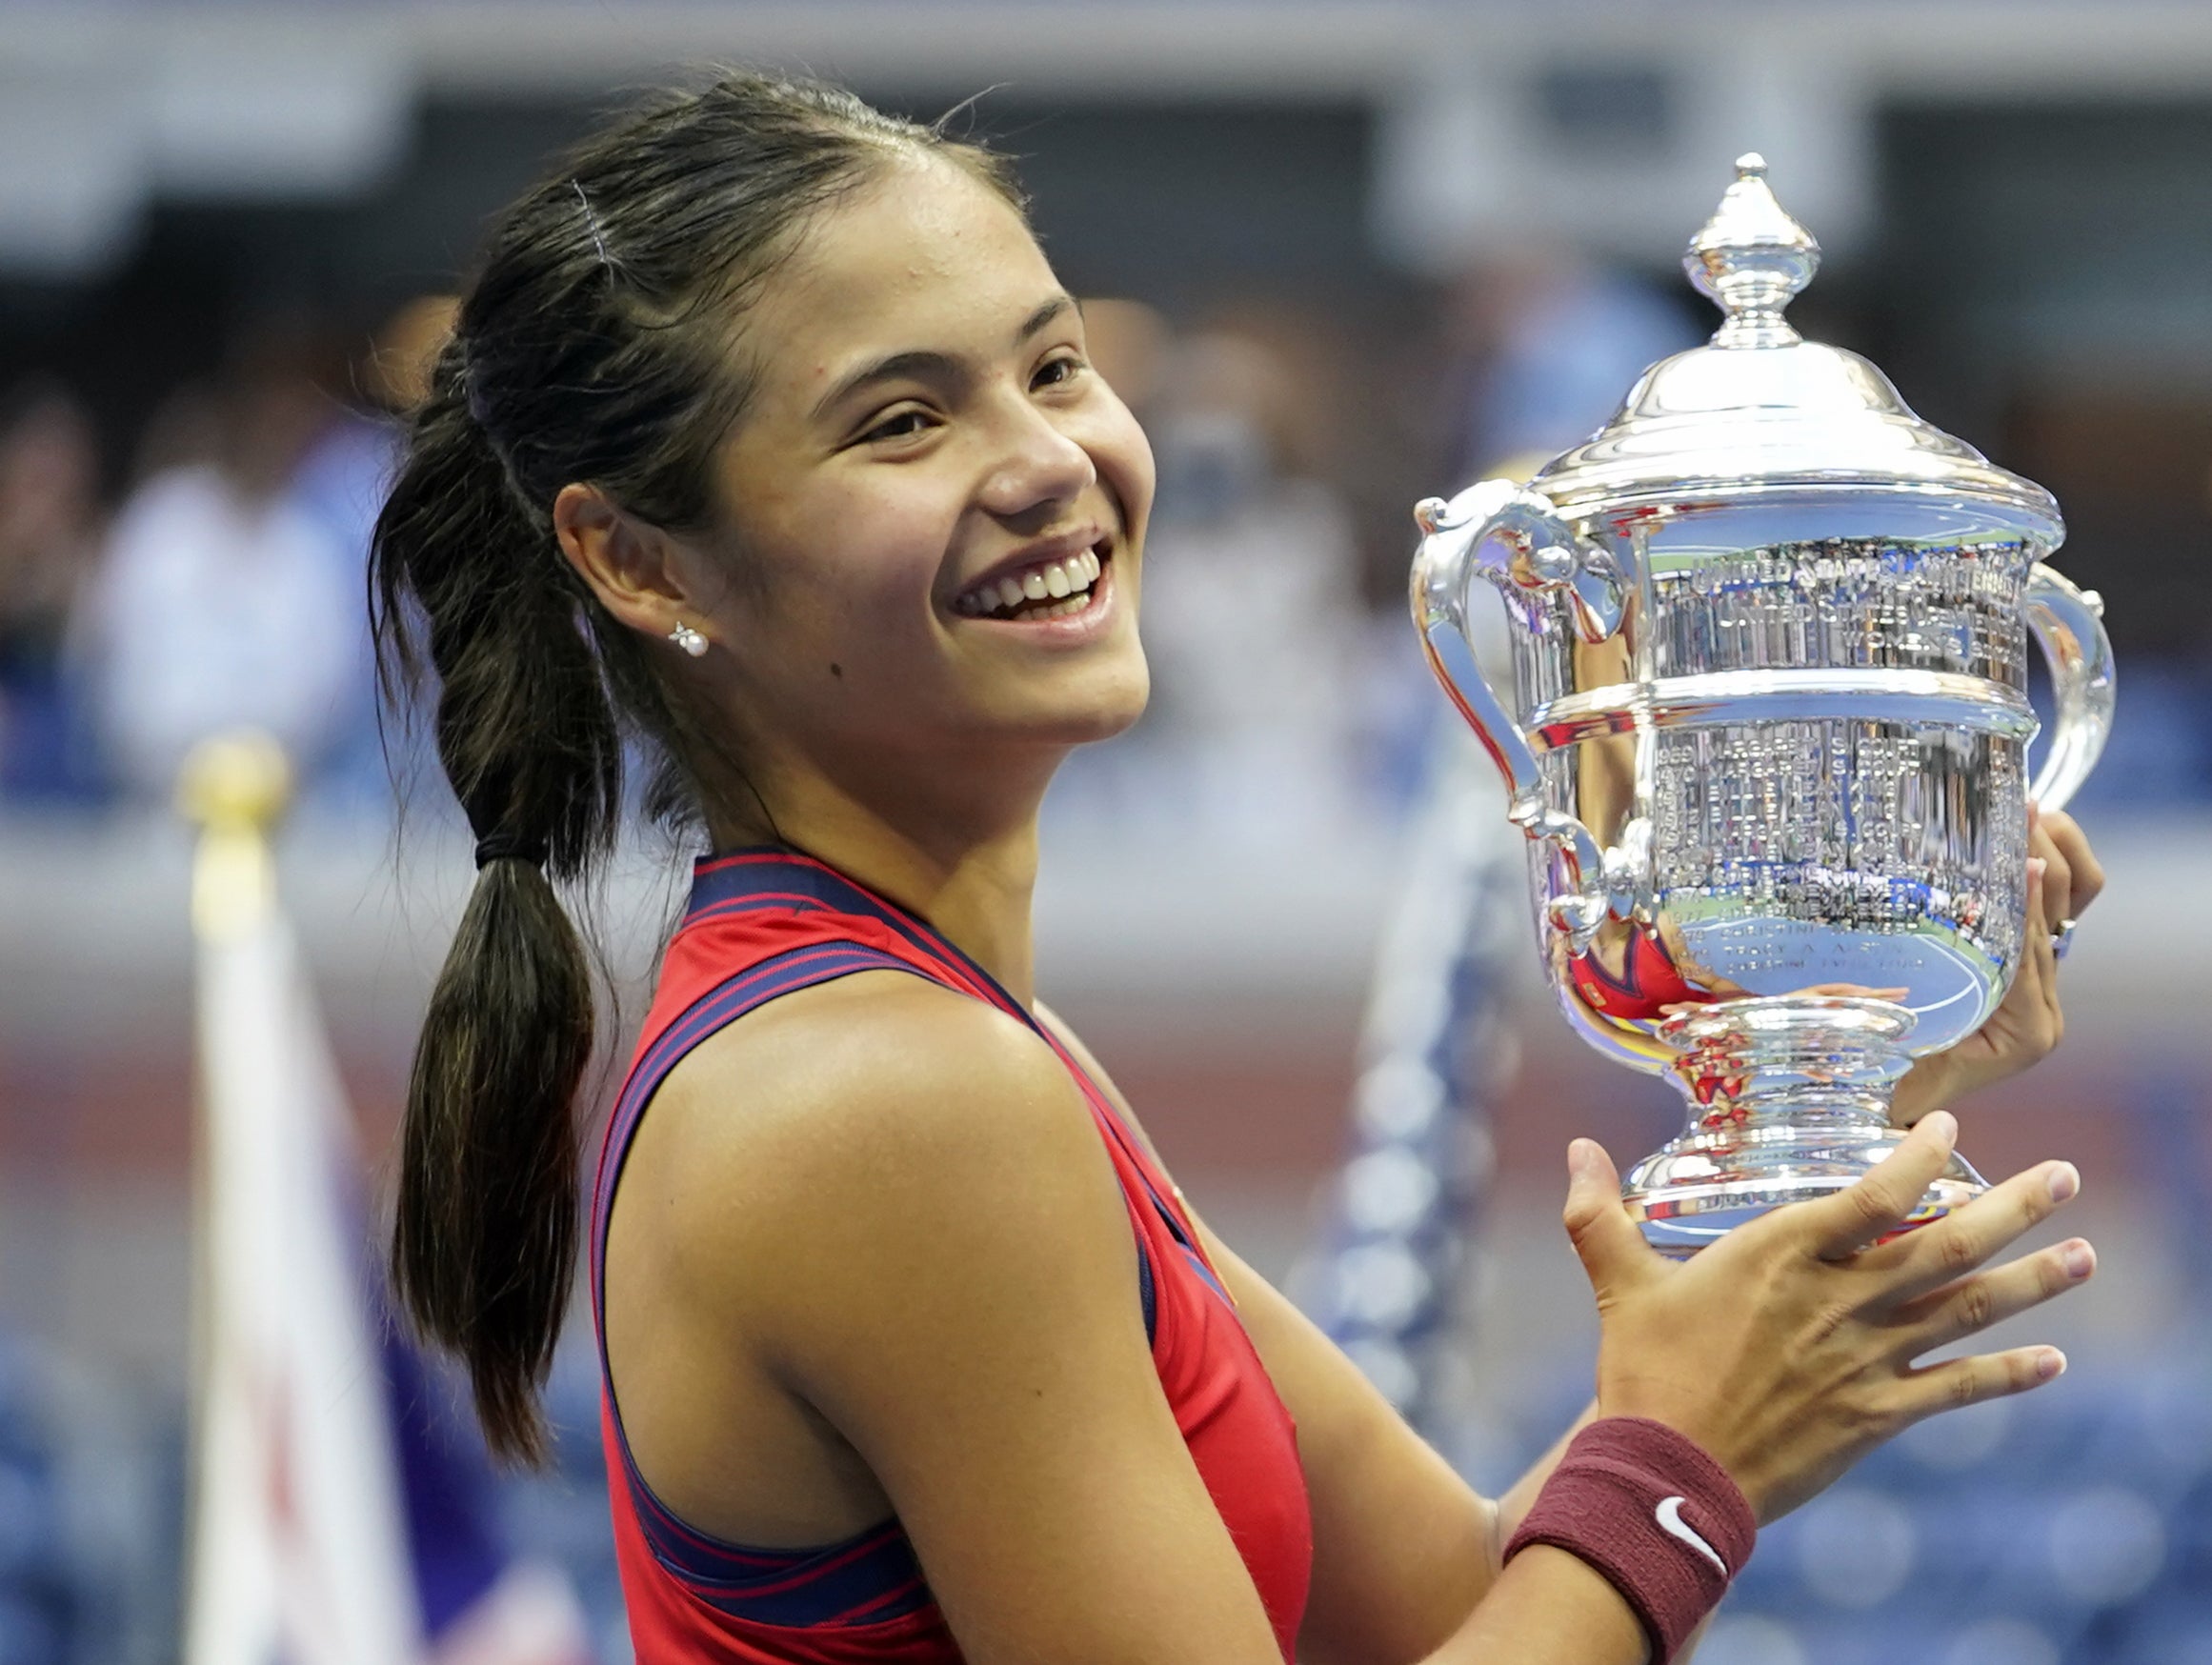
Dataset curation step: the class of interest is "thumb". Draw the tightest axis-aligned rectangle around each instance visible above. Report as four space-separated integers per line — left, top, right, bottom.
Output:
1561 1137 1654 1304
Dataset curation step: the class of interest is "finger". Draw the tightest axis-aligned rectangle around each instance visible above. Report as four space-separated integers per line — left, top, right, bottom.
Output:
2029 838 2073 945
1798 1112 1962 1259
1886 1237 2096 1358
2041 808 2103 917
1561 1138 1661 1305
2022 854 2064 1042
2017 857 2061 1039
1859 1158 2081 1302
1897 1344 2067 1422
1887 1050 1957 1128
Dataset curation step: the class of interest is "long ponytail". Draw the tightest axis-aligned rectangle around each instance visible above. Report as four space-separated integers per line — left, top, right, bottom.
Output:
375 348 621 1462
370 71 1026 1462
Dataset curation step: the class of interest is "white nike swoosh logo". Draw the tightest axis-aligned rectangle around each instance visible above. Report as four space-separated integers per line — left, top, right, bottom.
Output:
1656 1494 1729 1575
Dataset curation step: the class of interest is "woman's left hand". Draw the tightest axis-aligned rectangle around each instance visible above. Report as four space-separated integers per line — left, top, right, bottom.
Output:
1892 806 2105 1125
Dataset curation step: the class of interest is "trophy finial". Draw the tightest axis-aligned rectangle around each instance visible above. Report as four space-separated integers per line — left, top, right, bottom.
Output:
1684 152 1820 347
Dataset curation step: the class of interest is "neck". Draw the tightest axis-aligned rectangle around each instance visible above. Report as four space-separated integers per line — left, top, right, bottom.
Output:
702 740 1061 1008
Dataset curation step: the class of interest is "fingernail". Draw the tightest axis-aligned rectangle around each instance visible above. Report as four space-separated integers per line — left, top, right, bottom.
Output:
2038 1348 2068 1382
2061 1240 2096 1279
2048 1162 2081 1204
1922 1110 1958 1146
2029 855 2048 886
1568 1138 1596 1179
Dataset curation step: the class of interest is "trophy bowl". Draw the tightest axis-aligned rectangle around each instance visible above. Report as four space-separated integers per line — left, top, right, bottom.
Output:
1410 155 2117 1256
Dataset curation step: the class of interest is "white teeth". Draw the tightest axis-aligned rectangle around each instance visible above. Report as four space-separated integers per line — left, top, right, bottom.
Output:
955 547 1107 618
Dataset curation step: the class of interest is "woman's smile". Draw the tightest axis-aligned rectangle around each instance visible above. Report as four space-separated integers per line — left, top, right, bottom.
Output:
949 532 1117 640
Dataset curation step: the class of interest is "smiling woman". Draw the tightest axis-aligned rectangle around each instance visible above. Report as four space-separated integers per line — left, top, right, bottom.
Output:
373 69 2101 1665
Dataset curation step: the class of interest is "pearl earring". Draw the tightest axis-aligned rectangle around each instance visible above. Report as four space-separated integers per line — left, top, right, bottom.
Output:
669 621 709 658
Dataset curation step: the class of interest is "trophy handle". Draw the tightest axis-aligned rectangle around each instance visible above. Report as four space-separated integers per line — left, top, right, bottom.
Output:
2022 562 2116 813
1410 480 1648 949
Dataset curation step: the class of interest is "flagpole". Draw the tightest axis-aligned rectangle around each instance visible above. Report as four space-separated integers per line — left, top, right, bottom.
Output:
178 733 295 1665
180 732 292 942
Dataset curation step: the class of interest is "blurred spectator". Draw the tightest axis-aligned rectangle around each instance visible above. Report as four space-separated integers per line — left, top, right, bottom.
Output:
0 381 106 806
1136 329 1367 843
1080 296 1174 416
77 334 362 806
288 296 457 813
127 384 224 488
1356 251 1705 812
1441 250 1699 484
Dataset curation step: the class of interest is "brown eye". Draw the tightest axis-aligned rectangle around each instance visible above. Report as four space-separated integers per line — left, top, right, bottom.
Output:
1033 354 1084 391
861 408 932 444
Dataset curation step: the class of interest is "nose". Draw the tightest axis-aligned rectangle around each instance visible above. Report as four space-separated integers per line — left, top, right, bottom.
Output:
976 400 1096 525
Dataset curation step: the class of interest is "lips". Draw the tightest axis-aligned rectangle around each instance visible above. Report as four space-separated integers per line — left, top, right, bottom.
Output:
955 547 1102 620
952 534 1112 622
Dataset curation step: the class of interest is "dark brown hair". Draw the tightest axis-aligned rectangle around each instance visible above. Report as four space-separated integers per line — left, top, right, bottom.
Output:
372 72 1021 1462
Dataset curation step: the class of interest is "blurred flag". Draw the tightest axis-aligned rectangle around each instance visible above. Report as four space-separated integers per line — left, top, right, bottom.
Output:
185 809 419 1665
182 734 593 1665
382 1319 597 1665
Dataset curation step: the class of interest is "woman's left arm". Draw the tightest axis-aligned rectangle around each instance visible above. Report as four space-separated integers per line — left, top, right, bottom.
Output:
1892 807 2105 1124
1203 1228 1724 1665
1032 1002 1506 1662
1184 812 2105 1661
1197 1226 1501 1665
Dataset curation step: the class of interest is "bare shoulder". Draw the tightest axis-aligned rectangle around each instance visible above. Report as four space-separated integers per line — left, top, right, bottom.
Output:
633 971 1137 1364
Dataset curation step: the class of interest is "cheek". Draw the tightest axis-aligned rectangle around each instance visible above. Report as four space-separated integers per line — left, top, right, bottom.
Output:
1082 390 1156 536
764 492 955 672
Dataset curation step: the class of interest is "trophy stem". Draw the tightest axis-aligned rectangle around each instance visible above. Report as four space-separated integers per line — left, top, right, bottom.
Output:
1621 995 1987 1257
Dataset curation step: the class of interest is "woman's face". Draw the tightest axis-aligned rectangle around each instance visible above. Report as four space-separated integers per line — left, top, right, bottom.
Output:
686 154 1155 805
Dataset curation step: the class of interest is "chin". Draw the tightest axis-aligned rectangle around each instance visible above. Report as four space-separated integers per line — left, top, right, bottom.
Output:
995 657 1151 748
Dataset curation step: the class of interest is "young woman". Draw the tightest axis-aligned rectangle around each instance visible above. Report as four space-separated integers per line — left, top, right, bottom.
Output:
373 74 2105 1665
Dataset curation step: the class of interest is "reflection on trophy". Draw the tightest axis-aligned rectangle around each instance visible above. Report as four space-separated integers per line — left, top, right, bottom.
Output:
1410 154 2117 1255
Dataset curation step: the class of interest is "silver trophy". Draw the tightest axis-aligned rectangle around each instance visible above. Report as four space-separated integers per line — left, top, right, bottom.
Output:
1410 155 2116 1254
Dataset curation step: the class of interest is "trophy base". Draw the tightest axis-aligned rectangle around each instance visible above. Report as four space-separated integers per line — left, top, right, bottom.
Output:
1623 1123 1989 1258
1622 994 1989 1258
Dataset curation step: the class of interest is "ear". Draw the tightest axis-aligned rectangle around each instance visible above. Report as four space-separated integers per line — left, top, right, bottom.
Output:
553 483 706 648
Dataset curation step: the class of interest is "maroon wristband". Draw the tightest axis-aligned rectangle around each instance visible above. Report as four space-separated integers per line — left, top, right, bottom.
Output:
1503 1416 1756 1664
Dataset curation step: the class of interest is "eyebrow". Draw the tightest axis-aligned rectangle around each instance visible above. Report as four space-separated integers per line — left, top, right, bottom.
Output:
810 292 1079 422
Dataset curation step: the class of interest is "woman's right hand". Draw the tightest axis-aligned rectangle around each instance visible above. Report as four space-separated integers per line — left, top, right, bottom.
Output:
1562 1111 2094 1524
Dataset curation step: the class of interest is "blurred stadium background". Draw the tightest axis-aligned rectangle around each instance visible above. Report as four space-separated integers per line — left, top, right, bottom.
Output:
3 4 2212 1663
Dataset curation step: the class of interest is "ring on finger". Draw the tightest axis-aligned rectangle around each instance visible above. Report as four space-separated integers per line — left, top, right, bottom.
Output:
2052 917 2077 961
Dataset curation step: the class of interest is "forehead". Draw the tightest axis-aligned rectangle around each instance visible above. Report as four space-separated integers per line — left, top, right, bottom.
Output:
745 157 1059 401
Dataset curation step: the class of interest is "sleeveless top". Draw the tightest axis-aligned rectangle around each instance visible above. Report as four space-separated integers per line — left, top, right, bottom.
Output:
590 850 1315 1663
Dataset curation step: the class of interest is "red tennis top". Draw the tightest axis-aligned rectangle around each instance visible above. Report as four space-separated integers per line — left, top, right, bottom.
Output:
591 849 1314 1663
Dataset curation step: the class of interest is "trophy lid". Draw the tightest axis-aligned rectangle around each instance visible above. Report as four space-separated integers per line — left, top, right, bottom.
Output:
1528 154 2060 536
